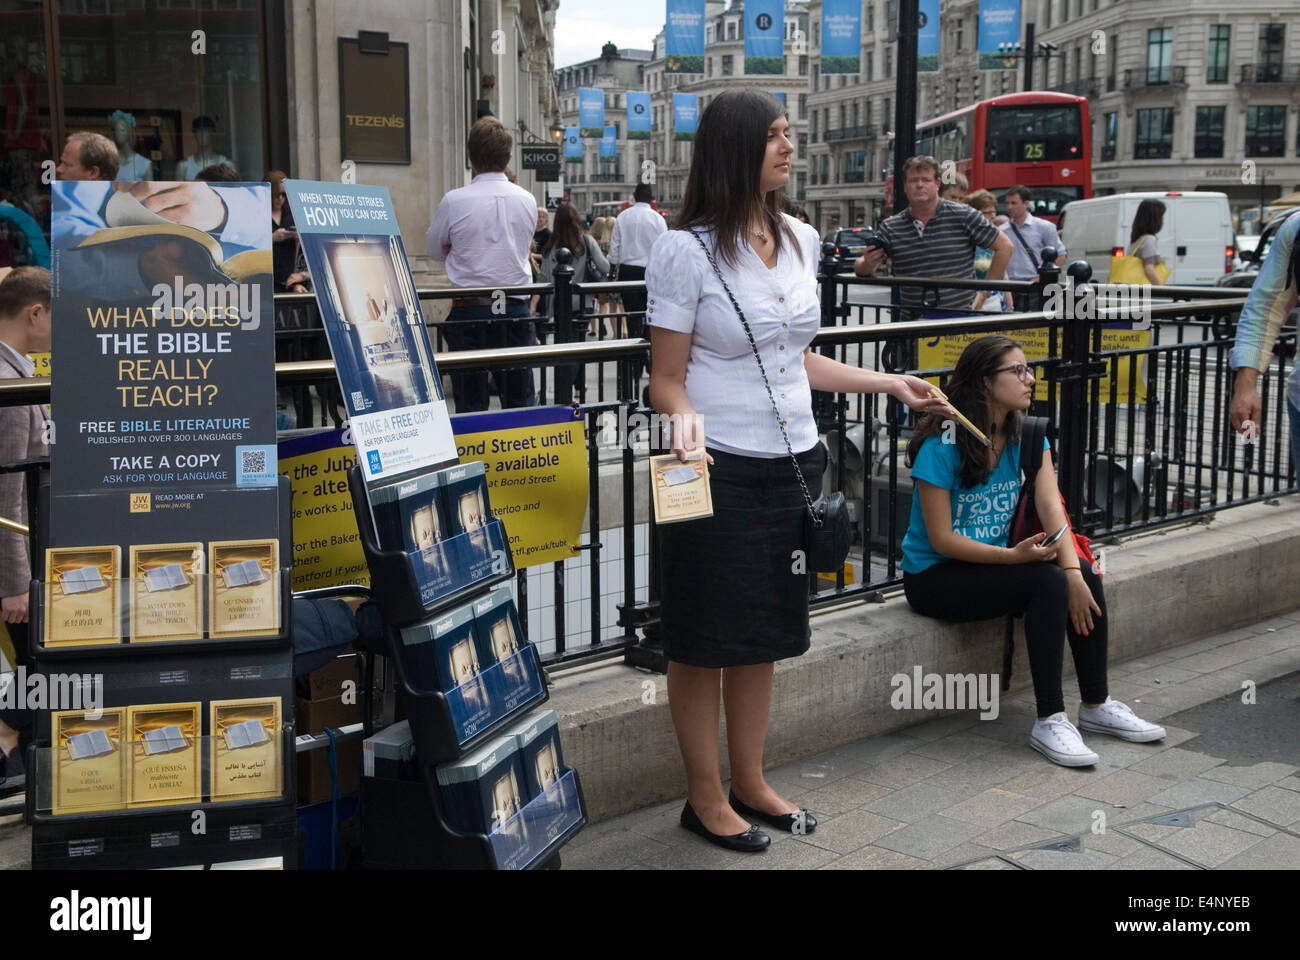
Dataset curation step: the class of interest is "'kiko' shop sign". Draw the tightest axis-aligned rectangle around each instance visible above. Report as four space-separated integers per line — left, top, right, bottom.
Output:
338 34 411 164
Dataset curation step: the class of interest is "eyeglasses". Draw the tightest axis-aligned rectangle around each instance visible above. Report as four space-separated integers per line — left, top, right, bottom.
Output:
995 363 1034 383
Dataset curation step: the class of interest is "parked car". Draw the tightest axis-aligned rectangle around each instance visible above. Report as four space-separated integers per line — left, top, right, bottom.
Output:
822 226 875 272
1061 191 1235 285
1218 211 1296 288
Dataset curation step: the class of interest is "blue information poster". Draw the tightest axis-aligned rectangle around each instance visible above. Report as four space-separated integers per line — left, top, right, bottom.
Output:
918 0 940 72
284 180 457 486
578 87 605 138
673 93 699 142
821 0 862 74
626 91 652 140
665 0 705 74
979 0 1022 70
744 0 784 74
599 126 617 157
564 126 582 162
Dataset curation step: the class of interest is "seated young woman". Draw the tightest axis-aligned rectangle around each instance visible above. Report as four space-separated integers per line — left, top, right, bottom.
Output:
900 335 1165 766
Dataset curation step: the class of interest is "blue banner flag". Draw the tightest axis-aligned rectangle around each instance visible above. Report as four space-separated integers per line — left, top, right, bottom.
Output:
564 126 582 161
772 92 787 106
579 87 605 137
820 0 862 74
744 0 784 74
978 0 1022 70
599 126 617 157
665 0 705 73
918 0 940 72
673 93 698 141
627 91 652 140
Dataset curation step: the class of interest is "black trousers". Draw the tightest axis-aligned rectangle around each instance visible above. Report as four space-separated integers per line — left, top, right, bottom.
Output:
443 302 535 413
0 621 32 742
903 560 1109 718
617 264 648 384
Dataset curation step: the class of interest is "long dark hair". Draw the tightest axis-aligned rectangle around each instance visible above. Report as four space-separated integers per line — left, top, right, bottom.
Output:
906 335 1026 488
543 202 587 259
674 89 799 268
1130 199 1165 244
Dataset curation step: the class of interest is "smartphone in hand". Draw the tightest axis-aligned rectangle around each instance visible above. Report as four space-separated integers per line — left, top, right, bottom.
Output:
1040 524 1070 548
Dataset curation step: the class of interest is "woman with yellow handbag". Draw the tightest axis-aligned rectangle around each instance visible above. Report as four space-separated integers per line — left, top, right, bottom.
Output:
1110 199 1171 285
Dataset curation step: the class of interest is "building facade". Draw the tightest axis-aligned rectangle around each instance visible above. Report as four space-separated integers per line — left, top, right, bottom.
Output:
0 0 560 282
1031 0 1300 225
800 0 1299 234
555 44 654 219
554 0 812 223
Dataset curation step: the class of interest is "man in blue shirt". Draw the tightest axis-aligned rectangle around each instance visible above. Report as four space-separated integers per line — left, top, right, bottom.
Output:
1229 211 1299 478
1000 186 1067 282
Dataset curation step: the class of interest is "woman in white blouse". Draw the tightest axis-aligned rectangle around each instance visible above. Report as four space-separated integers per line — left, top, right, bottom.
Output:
646 90 944 853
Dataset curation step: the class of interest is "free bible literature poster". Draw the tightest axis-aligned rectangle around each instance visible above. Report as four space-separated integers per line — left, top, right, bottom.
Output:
49 180 279 553
284 180 457 485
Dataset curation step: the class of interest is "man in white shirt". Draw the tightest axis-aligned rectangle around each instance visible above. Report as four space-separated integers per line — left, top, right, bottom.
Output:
608 182 667 389
426 116 538 412
1000 185 1067 282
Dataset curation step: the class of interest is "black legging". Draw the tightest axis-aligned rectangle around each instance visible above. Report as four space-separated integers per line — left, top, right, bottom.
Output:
903 560 1109 718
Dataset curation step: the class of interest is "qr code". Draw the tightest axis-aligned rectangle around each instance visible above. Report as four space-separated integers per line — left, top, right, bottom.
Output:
351 390 365 409
241 449 267 474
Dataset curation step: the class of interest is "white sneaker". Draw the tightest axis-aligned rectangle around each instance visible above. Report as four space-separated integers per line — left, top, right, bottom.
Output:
1078 698 1167 743
1030 713 1100 767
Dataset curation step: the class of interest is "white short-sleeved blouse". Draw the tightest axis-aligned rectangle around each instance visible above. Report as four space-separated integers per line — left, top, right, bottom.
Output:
645 214 822 458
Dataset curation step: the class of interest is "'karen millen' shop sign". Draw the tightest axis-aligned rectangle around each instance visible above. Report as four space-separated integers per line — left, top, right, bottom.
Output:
338 35 411 164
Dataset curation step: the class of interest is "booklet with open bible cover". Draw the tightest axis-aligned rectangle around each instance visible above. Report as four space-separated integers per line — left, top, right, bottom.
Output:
649 451 713 524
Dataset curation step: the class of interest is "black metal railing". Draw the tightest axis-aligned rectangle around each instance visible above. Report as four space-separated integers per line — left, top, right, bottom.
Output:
1051 77 1099 98
825 125 871 142
3 249 1292 675
1125 65 1187 88
1238 62 1300 85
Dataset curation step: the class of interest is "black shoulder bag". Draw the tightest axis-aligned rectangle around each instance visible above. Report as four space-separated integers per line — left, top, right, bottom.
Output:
999 415 1048 690
1007 416 1049 543
1007 219 1041 271
688 229 851 573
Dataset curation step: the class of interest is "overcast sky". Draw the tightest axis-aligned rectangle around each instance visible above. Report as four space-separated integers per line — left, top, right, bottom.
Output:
553 0 664 69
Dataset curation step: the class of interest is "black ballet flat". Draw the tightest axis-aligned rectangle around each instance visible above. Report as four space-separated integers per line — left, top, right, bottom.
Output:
680 802 771 853
729 791 818 835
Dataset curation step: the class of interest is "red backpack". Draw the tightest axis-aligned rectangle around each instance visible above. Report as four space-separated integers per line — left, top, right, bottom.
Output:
1008 416 1101 576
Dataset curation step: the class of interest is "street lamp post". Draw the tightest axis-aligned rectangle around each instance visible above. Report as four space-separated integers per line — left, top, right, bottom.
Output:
893 0 918 216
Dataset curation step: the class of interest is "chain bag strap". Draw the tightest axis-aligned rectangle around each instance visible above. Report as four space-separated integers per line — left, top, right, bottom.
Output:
688 228 851 570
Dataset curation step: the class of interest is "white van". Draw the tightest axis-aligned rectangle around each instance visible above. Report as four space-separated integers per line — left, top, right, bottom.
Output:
1061 192 1235 285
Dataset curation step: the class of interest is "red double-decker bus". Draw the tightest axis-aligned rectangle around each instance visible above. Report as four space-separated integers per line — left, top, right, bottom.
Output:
884 91 1091 224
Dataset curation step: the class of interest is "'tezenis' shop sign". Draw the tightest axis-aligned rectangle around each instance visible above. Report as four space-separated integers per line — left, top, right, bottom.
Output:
338 36 412 165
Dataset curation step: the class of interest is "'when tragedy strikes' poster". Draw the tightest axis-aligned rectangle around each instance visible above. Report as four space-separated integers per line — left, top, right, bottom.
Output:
49 181 279 550
284 180 457 485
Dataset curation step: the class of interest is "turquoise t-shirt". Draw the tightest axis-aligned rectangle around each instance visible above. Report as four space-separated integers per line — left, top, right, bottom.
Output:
901 434 1051 574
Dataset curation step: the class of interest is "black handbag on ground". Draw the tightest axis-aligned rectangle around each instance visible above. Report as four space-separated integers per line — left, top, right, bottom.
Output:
688 230 852 573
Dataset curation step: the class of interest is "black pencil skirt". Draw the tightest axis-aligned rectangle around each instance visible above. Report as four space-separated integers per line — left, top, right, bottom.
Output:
658 443 826 668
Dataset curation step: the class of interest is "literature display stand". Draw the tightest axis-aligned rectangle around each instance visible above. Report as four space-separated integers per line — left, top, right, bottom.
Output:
349 465 587 870
273 178 584 868
25 477 298 870
34 179 292 869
